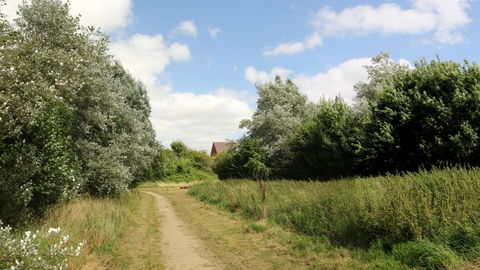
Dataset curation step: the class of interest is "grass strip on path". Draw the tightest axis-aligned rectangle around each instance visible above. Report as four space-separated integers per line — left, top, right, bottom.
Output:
111 191 165 269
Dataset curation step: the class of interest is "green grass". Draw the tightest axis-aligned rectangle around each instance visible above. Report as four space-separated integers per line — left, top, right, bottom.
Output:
188 166 480 269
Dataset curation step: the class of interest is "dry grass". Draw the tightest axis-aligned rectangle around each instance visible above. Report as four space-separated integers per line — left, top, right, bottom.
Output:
38 193 137 269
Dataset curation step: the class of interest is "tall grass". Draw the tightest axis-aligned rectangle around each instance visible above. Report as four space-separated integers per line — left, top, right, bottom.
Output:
9 191 140 269
188 166 480 269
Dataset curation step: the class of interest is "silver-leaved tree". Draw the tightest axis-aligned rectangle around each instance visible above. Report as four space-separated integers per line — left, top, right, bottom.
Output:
240 75 319 158
0 0 157 225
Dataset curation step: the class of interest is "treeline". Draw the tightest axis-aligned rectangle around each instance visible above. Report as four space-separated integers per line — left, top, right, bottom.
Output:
144 140 217 183
214 51 480 180
0 0 157 226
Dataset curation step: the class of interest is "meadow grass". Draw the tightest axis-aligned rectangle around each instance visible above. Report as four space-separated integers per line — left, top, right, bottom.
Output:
7 191 140 269
188 166 480 269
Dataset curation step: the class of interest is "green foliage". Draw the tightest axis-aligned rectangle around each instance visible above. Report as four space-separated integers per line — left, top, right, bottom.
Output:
353 50 410 118
171 140 187 156
161 169 218 183
212 138 269 180
143 143 216 183
185 148 212 171
240 75 318 157
356 58 480 175
282 95 359 180
0 0 157 225
189 166 480 267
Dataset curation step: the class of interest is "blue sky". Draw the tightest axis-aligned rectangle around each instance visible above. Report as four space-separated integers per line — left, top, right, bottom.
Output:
3 0 480 152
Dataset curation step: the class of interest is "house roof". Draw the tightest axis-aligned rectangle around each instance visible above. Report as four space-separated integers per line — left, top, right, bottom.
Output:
211 142 230 156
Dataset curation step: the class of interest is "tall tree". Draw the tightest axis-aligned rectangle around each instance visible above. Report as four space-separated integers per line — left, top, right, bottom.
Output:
356 57 480 175
353 51 411 118
0 0 157 225
240 75 318 157
283 96 359 180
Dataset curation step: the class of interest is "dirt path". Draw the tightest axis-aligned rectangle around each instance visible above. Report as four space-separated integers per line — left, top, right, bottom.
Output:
142 191 224 270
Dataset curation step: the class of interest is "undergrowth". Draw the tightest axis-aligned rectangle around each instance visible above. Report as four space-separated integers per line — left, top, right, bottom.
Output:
161 168 218 183
188 166 480 269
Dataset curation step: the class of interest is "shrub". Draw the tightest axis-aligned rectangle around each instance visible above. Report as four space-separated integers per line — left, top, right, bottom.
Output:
212 138 269 180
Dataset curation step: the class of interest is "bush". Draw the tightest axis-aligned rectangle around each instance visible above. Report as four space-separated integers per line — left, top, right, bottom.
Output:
212 138 269 180
143 144 215 183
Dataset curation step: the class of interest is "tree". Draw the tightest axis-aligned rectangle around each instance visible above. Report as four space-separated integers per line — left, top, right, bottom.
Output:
240 75 318 157
171 140 187 156
356 57 480 175
353 51 411 118
282 96 360 180
0 0 157 225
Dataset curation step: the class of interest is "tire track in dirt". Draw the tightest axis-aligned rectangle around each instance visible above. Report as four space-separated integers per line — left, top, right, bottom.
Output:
142 191 224 270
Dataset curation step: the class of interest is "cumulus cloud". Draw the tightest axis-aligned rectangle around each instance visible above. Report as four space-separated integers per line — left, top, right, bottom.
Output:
244 58 415 104
310 0 472 44
109 33 191 91
2 0 133 32
172 20 198 38
244 66 294 83
150 92 253 152
208 27 222 38
3 0 253 152
263 32 323 56
293 58 371 104
110 34 254 151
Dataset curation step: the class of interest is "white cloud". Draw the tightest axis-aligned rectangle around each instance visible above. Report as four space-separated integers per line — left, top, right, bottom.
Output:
172 20 198 38
109 33 191 91
150 92 253 152
293 58 371 104
263 32 323 56
2 0 133 32
233 64 238 71
208 27 222 38
2 0 253 152
310 0 472 44
110 34 253 151
245 66 294 83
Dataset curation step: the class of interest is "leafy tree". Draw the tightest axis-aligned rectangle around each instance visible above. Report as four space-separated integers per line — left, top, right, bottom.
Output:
240 75 318 157
356 57 480 175
282 96 360 180
171 140 187 156
0 0 157 224
353 51 410 118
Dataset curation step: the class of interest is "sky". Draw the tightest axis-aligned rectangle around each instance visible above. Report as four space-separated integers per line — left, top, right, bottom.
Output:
3 0 480 153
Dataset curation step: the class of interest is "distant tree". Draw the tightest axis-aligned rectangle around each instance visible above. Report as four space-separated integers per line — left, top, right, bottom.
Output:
282 96 359 180
356 57 480 175
171 140 187 156
240 75 318 157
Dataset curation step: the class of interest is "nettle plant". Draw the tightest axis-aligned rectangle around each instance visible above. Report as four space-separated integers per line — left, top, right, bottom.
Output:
0 220 85 269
